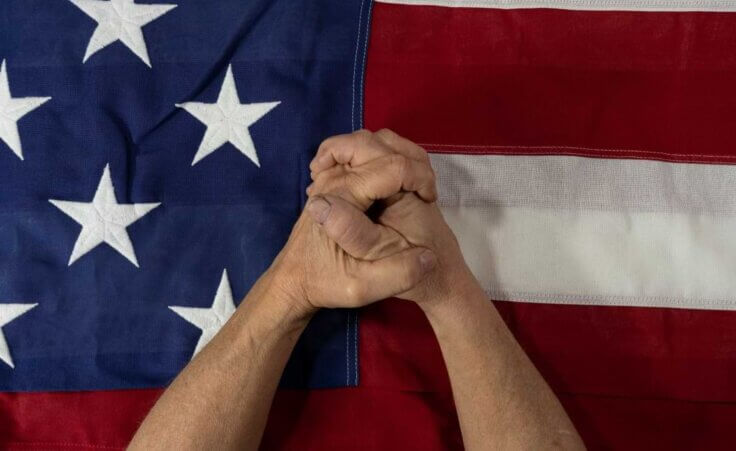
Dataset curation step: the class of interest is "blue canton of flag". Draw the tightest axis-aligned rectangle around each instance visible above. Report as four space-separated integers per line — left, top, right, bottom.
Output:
0 0 369 392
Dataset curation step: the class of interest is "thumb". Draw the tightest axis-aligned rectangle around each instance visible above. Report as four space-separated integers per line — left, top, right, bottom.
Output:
306 194 408 260
344 247 437 305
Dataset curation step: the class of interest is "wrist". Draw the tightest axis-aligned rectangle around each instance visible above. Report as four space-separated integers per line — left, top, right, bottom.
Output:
419 265 487 321
234 262 317 342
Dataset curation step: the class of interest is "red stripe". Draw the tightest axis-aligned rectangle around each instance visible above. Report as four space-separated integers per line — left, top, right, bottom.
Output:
359 299 449 393
495 302 736 403
4 380 731 451
264 388 461 450
557 393 736 451
362 299 736 402
0 389 159 449
0 387 461 450
365 3 736 163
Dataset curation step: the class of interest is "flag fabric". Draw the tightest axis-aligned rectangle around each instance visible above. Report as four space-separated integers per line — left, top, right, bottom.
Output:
0 0 371 447
3 0 736 450
360 1 736 450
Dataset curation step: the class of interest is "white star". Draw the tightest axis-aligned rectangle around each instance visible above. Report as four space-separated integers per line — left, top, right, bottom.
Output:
0 302 37 369
69 0 177 67
49 164 160 267
169 269 237 358
176 64 280 166
0 60 51 160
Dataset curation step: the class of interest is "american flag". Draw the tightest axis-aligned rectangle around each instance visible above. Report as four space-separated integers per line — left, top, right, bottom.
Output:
3 0 736 449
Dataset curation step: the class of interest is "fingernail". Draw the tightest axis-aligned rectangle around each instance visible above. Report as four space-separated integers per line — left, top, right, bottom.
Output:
307 197 331 224
419 250 437 273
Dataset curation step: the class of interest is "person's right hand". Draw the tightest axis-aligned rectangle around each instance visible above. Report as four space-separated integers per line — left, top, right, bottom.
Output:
306 129 484 311
308 130 587 451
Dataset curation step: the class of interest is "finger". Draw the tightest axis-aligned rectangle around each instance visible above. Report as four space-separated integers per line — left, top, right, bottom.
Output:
344 247 437 305
310 129 391 174
372 128 431 164
306 165 358 203
355 153 437 203
310 153 438 207
311 129 431 178
311 129 433 177
306 194 408 259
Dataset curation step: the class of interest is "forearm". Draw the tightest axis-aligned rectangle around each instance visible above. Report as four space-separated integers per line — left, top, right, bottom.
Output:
422 275 584 450
128 269 312 451
305 129 582 447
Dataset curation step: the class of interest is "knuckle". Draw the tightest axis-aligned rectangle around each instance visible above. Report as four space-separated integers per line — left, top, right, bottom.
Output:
353 130 378 154
343 278 366 304
354 129 373 143
308 177 330 196
418 144 431 163
389 152 406 166
317 135 337 153
389 153 409 183
403 262 424 288
368 129 389 146
375 128 398 143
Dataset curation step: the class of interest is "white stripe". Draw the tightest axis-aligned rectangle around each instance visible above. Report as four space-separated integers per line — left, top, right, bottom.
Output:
376 0 736 12
430 153 736 310
435 153 736 214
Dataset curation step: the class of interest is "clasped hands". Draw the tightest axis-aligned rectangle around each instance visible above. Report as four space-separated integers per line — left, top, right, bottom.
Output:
270 129 479 318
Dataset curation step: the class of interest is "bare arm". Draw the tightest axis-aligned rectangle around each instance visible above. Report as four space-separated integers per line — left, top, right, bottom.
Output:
309 129 585 450
129 151 439 450
421 271 584 450
128 270 310 450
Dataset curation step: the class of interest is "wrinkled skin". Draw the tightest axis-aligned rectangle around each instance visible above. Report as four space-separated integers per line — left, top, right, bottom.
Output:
305 128 479 309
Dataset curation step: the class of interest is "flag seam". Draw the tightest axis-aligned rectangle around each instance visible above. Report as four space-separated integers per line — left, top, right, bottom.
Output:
422 144 736 160
374 0 736 12
489 291 736 308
